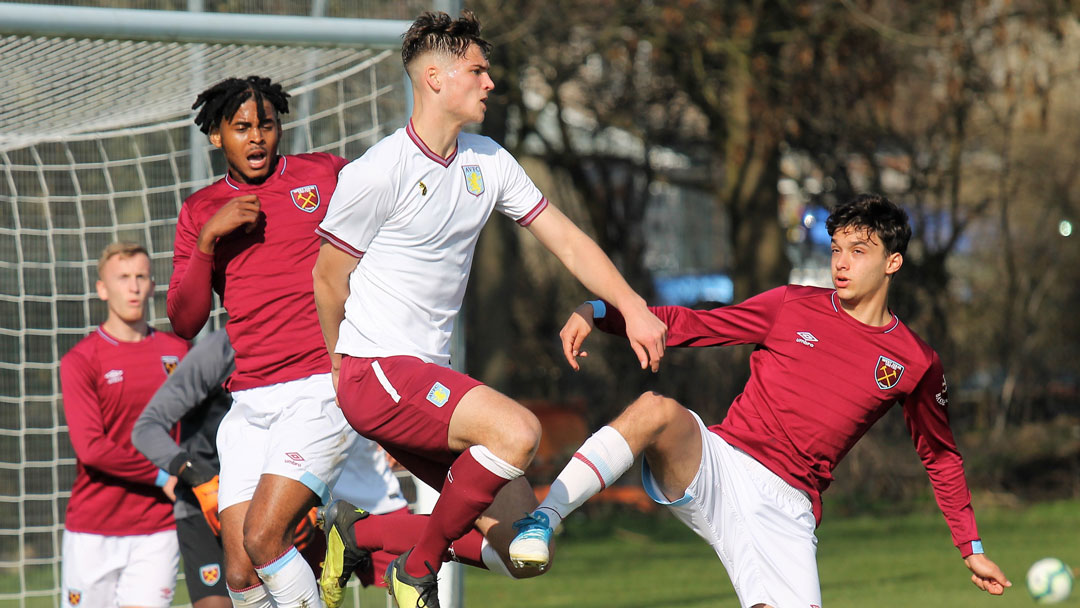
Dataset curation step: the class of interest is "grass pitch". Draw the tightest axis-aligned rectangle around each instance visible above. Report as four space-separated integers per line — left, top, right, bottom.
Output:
460 498 1079 607
6 499 1076 607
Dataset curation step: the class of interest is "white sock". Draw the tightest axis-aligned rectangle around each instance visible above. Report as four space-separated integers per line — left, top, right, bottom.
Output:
480 537 515 579
227 582 276 608
253 546 321 608
534 425 635 530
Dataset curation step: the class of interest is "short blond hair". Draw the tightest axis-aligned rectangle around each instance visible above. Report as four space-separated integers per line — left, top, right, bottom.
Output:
97 241 149 278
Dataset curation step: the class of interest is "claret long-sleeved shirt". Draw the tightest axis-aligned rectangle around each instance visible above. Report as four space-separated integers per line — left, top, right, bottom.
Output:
168 153 348 391
60 327 189 535
596 285 980 556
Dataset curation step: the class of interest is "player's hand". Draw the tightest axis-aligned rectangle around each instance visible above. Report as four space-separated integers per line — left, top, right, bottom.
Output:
177 457 217 487
191 475 221 536
560 303 597 370
621 303 667 372
162 475 178 502
964 553 1011 595
197 194 262 253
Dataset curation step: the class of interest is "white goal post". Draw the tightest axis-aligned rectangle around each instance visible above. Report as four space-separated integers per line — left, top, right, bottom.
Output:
0 3 465 607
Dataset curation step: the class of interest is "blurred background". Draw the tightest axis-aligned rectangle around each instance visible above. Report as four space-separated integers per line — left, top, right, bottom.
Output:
1 1 1078 606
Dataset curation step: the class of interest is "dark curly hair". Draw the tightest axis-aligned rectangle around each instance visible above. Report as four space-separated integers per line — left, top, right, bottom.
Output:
401 10 491 71
191 76 290 134
826 193 912 256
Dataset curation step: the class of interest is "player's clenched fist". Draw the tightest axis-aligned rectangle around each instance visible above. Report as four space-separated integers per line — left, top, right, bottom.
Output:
197 194 262 253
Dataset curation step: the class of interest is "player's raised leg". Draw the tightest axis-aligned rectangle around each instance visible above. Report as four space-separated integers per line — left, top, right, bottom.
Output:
386 385 539 606
510 391 701 569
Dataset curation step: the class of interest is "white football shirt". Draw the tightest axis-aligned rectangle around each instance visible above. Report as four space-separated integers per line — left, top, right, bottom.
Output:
317 121 547 366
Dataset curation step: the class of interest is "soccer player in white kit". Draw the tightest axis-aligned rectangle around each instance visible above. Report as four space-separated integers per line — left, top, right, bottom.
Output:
313 11 668 608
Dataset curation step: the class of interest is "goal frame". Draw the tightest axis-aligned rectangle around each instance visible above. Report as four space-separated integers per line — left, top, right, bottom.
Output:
1 2 467 606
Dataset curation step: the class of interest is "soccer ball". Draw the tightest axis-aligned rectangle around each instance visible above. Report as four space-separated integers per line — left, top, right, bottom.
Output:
1026 557 1073 604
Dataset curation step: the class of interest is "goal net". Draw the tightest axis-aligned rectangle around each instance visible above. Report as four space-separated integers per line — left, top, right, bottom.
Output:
0 19 410 607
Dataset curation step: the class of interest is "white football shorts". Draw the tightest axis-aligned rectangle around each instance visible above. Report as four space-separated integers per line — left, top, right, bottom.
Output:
217 372 358 510
642 411 821 608
330 434 408 515
61 529 178 608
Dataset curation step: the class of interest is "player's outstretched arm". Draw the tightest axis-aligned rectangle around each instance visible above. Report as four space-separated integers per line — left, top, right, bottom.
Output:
964 553 1011 595
312 240 360 391
526 204 667 371
560 303 596 370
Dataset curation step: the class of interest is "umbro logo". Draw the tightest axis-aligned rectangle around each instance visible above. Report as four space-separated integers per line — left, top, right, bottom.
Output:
796 331 818 348
284 452 305 467
104 369 124 384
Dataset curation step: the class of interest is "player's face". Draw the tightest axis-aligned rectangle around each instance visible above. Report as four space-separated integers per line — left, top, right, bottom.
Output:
210 98 282 185
96 253 154 324
441 44 494 125
830 226 902 306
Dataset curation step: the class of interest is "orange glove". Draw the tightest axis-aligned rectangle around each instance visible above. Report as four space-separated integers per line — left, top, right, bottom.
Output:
191 475 221 536
293 507 319 552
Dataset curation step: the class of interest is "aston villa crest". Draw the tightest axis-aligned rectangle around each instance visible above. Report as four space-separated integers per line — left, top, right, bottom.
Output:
290 185 320 212
67 590 82 606
462 165 484 196
875 355 905 390
161 355 180 376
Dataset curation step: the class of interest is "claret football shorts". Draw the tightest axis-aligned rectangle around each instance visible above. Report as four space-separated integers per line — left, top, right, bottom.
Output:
217 373 357 510
336 355 483 490
642 411 822 608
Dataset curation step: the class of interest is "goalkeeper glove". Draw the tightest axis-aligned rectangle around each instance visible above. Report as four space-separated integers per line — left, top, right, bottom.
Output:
292 507 319 552
168 453 221 535
192 475 221 535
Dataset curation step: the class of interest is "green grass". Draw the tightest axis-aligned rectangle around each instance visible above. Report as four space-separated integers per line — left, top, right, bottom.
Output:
5 500 1078 607
459 499 1080 607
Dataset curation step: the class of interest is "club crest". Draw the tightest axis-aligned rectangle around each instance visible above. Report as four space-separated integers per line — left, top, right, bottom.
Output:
161 355 180 376
290 185 320 212
427 382 450 407
67 590 82 606
199 563 221 586
875 355 905 390
462 165 484 196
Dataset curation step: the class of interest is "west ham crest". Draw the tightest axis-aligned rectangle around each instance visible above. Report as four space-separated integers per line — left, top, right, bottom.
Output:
875 355 905 390
200 563 221 586
290 185 320 212
462 165 484 196
161 355 180 376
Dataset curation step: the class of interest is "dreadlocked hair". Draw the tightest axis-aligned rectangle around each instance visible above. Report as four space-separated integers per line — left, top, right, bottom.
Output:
401 10 491 70
191 76 290 134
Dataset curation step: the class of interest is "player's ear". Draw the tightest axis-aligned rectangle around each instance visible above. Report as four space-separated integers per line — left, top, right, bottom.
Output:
208 125 223 149
95 279 108 302
885 252 903 276
426 64 442 92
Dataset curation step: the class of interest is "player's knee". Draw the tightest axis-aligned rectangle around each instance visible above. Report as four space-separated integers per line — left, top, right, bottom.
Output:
224 563 260 590
241 518 289 566
489 409 541 467
628 391 682 433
